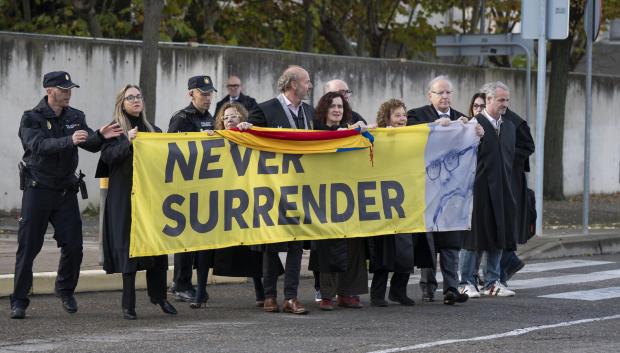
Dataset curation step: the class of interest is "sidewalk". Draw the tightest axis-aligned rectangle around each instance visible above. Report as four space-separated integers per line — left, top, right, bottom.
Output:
1 193 619 297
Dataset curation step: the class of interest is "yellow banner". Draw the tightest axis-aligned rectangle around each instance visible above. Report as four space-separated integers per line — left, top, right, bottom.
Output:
130 124 476 257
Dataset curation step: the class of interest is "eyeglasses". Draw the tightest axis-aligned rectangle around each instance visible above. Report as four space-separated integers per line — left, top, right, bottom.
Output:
472 104 486 109
431 90 452 96
338 89 353 96
124 95 143 102
426 145 476 181
226 84 241 88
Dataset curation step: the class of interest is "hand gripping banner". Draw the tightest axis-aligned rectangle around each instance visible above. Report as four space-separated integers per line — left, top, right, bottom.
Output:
130 123 479 257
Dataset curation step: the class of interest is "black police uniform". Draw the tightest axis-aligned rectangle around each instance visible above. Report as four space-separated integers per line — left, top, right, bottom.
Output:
12 96 104 311
168 103 215 133
168 106 214 296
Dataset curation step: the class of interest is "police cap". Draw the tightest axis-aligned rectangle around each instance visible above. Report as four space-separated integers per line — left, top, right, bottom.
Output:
43 71 80 89
188 75 217 93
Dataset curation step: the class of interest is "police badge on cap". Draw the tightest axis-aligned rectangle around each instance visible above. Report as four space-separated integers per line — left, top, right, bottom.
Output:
188 75 217 93
43 71 80 89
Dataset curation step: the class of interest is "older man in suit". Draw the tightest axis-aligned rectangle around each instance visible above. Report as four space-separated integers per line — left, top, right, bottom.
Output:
460 81 518 298
407 75 472 305
248 65 314 315
214 75 259 117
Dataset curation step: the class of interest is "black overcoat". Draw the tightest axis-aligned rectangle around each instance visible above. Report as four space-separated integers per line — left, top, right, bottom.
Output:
463 114 517 251
214 93 259 118
248 98 315 129
211 246 263 278
406 104 466 126
503 109 535 244
96 119 166 274
368 234 415 273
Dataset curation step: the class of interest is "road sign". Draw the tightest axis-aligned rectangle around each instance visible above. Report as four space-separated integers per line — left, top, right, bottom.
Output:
584 0 603 40
435 33 533 57
522 0 570 40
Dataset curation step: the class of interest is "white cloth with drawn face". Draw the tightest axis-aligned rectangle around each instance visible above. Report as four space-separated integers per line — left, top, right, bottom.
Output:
424 121 480 232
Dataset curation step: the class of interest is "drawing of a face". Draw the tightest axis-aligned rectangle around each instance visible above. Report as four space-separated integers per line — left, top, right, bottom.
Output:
424 122 479 231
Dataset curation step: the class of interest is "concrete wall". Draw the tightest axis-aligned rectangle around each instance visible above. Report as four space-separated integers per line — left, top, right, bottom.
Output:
1 32 618 211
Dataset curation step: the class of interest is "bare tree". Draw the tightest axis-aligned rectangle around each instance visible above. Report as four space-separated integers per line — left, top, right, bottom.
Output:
543 1 587 199
140 0 164 124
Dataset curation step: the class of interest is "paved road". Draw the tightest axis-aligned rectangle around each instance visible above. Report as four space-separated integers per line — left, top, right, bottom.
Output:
2 254 620 353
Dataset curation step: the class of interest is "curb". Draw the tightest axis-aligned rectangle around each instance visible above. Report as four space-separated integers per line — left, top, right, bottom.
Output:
519 232 620 260
0 268 246 298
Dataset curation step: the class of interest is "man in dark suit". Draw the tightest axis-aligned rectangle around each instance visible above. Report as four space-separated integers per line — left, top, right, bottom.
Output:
460 81 518 298
323 79 366 124
407 75 468 124
407 75 471 305
248 65 314 314
214 75 259 117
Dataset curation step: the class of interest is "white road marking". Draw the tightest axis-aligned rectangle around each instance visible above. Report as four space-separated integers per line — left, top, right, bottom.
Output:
540 286 620 301
365 314 620 353
372 259 614 289
520 260 614 273
508 269 620 289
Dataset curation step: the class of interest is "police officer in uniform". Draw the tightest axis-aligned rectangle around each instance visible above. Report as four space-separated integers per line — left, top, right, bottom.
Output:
167 75 217 302
10 71 123 319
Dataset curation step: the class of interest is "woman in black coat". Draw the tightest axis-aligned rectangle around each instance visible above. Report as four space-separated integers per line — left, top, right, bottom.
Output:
368 99 417 307
97 84 177 320
310 92 369 310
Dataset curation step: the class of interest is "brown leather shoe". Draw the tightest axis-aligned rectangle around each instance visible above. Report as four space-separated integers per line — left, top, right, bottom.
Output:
282 298 308 315
263 297 279 313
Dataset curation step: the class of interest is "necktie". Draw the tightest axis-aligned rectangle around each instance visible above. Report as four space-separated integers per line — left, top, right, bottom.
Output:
297 107 306 129
439 113 449 119
290 107 305 129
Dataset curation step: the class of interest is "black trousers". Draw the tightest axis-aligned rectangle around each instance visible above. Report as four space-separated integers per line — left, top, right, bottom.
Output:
11 188 82 308
194 250 211 303
253 277 265 301
371 271 410 300
419 248 460 295
263 242 303 300
122 255 168 310
173 251 195 291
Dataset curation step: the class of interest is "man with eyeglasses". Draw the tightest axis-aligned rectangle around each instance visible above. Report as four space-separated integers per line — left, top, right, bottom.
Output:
324 79 366 124
459 81 519 298
248 65 315 315
407 75 474 305
214 75 258 118
167 75 218 303
10 71 123 319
